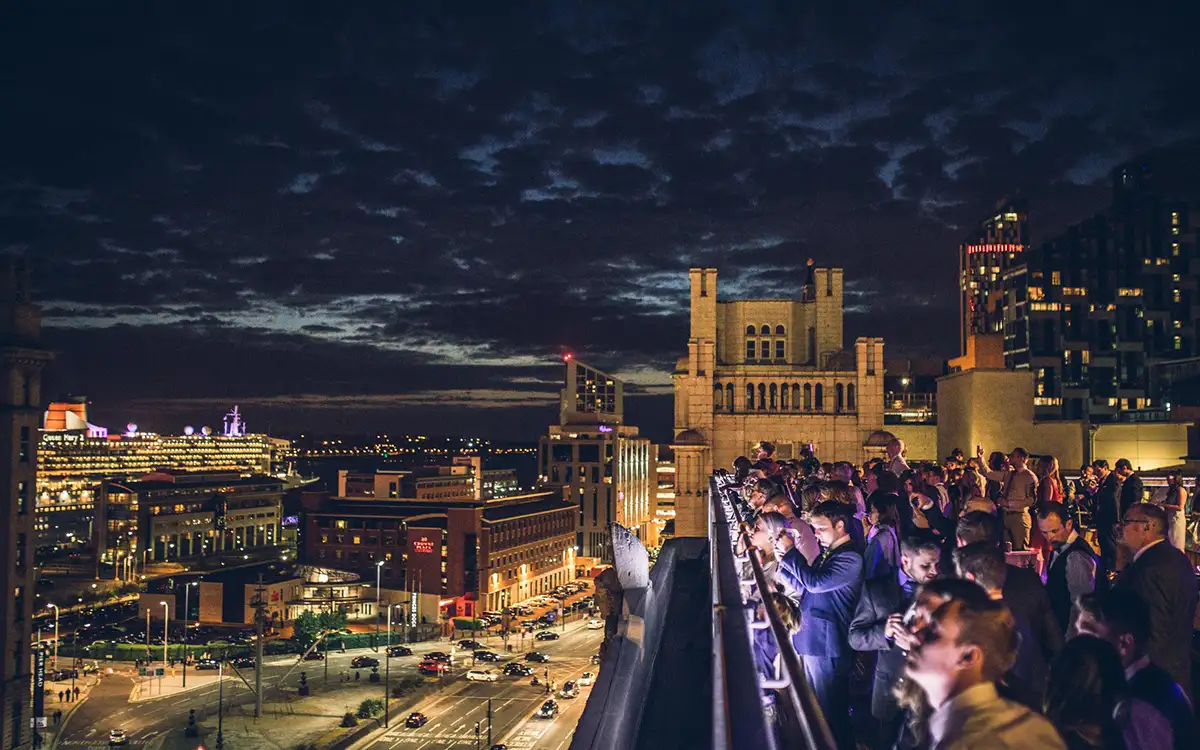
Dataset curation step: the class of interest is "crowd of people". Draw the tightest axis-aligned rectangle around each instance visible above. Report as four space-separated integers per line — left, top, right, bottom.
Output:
722 438 1198 750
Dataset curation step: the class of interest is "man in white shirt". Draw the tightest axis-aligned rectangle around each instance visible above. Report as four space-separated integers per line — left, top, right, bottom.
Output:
903 580 1065 749
977 446 1038 551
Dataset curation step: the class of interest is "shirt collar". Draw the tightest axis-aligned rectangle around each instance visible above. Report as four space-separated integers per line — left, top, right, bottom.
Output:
929 682 1000 745
897 568 914 589
1133 538 1164 562
1124 654 1152 681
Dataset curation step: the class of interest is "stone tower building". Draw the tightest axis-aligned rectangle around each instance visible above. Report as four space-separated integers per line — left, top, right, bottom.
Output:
0 259 52 748
672 266 884 537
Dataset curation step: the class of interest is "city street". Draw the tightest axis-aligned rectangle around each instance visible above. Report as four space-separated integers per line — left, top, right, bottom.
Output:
55 619 602 749
357 624 603 750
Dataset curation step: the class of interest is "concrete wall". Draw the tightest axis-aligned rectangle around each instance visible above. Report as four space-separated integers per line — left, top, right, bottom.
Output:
938 368 1189 471
889 424 938 462
1092 423 1189 471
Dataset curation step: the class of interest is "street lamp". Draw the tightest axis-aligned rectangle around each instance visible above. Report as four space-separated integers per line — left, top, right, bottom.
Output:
160 601 169 686
182 582 197 687
375 560 384 646
48 603 59 668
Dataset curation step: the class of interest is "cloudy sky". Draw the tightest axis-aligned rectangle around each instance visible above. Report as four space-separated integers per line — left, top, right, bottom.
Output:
2 2 1197 441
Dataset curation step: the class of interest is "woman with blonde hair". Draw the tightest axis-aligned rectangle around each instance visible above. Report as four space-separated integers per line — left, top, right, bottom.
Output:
1037 455 1065 504
959 468 996 515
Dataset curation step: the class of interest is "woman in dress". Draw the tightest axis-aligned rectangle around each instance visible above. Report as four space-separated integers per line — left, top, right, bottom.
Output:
863 493 902 580
1161 470 1188 550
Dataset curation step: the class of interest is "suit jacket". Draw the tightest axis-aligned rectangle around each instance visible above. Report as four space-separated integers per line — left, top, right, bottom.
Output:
1120 473 1145 517
778 543 864 659
1002 564 1063 706
1128 661 1196 750
848 573 910 720
1116 542 1199 695
1095 473 1121 527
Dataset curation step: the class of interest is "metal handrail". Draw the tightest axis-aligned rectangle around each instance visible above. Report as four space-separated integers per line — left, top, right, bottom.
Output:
711 476 837 750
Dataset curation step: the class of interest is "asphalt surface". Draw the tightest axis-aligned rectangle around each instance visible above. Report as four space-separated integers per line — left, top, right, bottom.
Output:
360 624 604 750
55 621 601 749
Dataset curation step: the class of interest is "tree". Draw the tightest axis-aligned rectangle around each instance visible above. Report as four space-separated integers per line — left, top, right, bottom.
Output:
317 610 347 634
292 611 321 649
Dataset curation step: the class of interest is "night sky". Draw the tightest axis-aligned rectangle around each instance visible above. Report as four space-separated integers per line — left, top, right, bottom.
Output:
3 2 1198 442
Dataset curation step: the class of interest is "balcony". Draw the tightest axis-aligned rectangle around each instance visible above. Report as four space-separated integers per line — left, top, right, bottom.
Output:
569 477 831 750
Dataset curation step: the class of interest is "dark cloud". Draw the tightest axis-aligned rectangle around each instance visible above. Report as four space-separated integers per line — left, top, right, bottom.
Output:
2 0 1198 441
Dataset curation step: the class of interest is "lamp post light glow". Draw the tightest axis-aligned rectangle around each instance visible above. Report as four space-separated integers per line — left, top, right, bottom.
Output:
48 604 59 668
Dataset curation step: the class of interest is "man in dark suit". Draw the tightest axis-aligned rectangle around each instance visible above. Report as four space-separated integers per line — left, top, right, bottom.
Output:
955 512 1064 668
849 537 941 748
1114 503 1198 698
1115 458 1144 517
1091 459 1121 576
953 542 1056 708
1075 589 1195 750
775 500 864 750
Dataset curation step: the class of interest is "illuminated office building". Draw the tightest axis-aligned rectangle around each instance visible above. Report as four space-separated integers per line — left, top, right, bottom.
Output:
538 359 654 562
959 199 1028 356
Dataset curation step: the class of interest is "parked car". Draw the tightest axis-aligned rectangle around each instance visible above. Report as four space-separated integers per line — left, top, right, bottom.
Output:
535 631 560 641
406 712 428 728
586 619 604 630
458 639 482 649
387 645 413 657
503 663 533 677
525 652 550 663
536 700 559 719
466 669 498 682
350 656 379 669
577 671 595 686
473 651 499 662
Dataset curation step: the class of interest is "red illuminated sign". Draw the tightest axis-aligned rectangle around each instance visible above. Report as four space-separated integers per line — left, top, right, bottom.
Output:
414 537 434 554
965 243 1024 255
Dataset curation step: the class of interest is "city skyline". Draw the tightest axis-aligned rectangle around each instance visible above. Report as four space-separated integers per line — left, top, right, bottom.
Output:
3 2 1199 438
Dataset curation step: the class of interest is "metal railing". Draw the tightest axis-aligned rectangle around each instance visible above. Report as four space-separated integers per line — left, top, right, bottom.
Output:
709 474 836 750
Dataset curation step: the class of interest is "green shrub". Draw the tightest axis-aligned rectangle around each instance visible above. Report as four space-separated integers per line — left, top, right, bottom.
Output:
340 712 357 727
356 698 383 718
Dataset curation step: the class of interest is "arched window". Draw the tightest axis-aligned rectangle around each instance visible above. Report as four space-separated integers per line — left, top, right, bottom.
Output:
760 325 771 335
803 383 812 410
745 325 756 336
757 383 767 410
835 383 844 412
714 384 724 410
791 384 800 410
775 325 785 335
746 384 755 411
780 383 789 410
814 384 824 411
769 384 778 410
726 383 735 412
847 384 856 411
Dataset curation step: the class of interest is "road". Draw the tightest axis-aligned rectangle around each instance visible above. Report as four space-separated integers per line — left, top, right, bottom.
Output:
56 620 601 749
359 624 603 750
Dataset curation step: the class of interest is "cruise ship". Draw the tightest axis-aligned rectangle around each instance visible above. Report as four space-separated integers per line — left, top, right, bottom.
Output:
36 399 292 554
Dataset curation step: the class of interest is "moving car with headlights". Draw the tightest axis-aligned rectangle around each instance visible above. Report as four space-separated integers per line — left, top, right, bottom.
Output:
586 619 604 630
525 652 550 663
108 729 128 746
426 651 451 663
473 650 499 662
387 645 413 657
535 631 559 641
503 662 533 677
418 661 448 676
559 680 578 698
195 658 220 670
536 699 559 719
466 669 498 682
577 671 595 686
458 639 482 649
350 656 379 668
